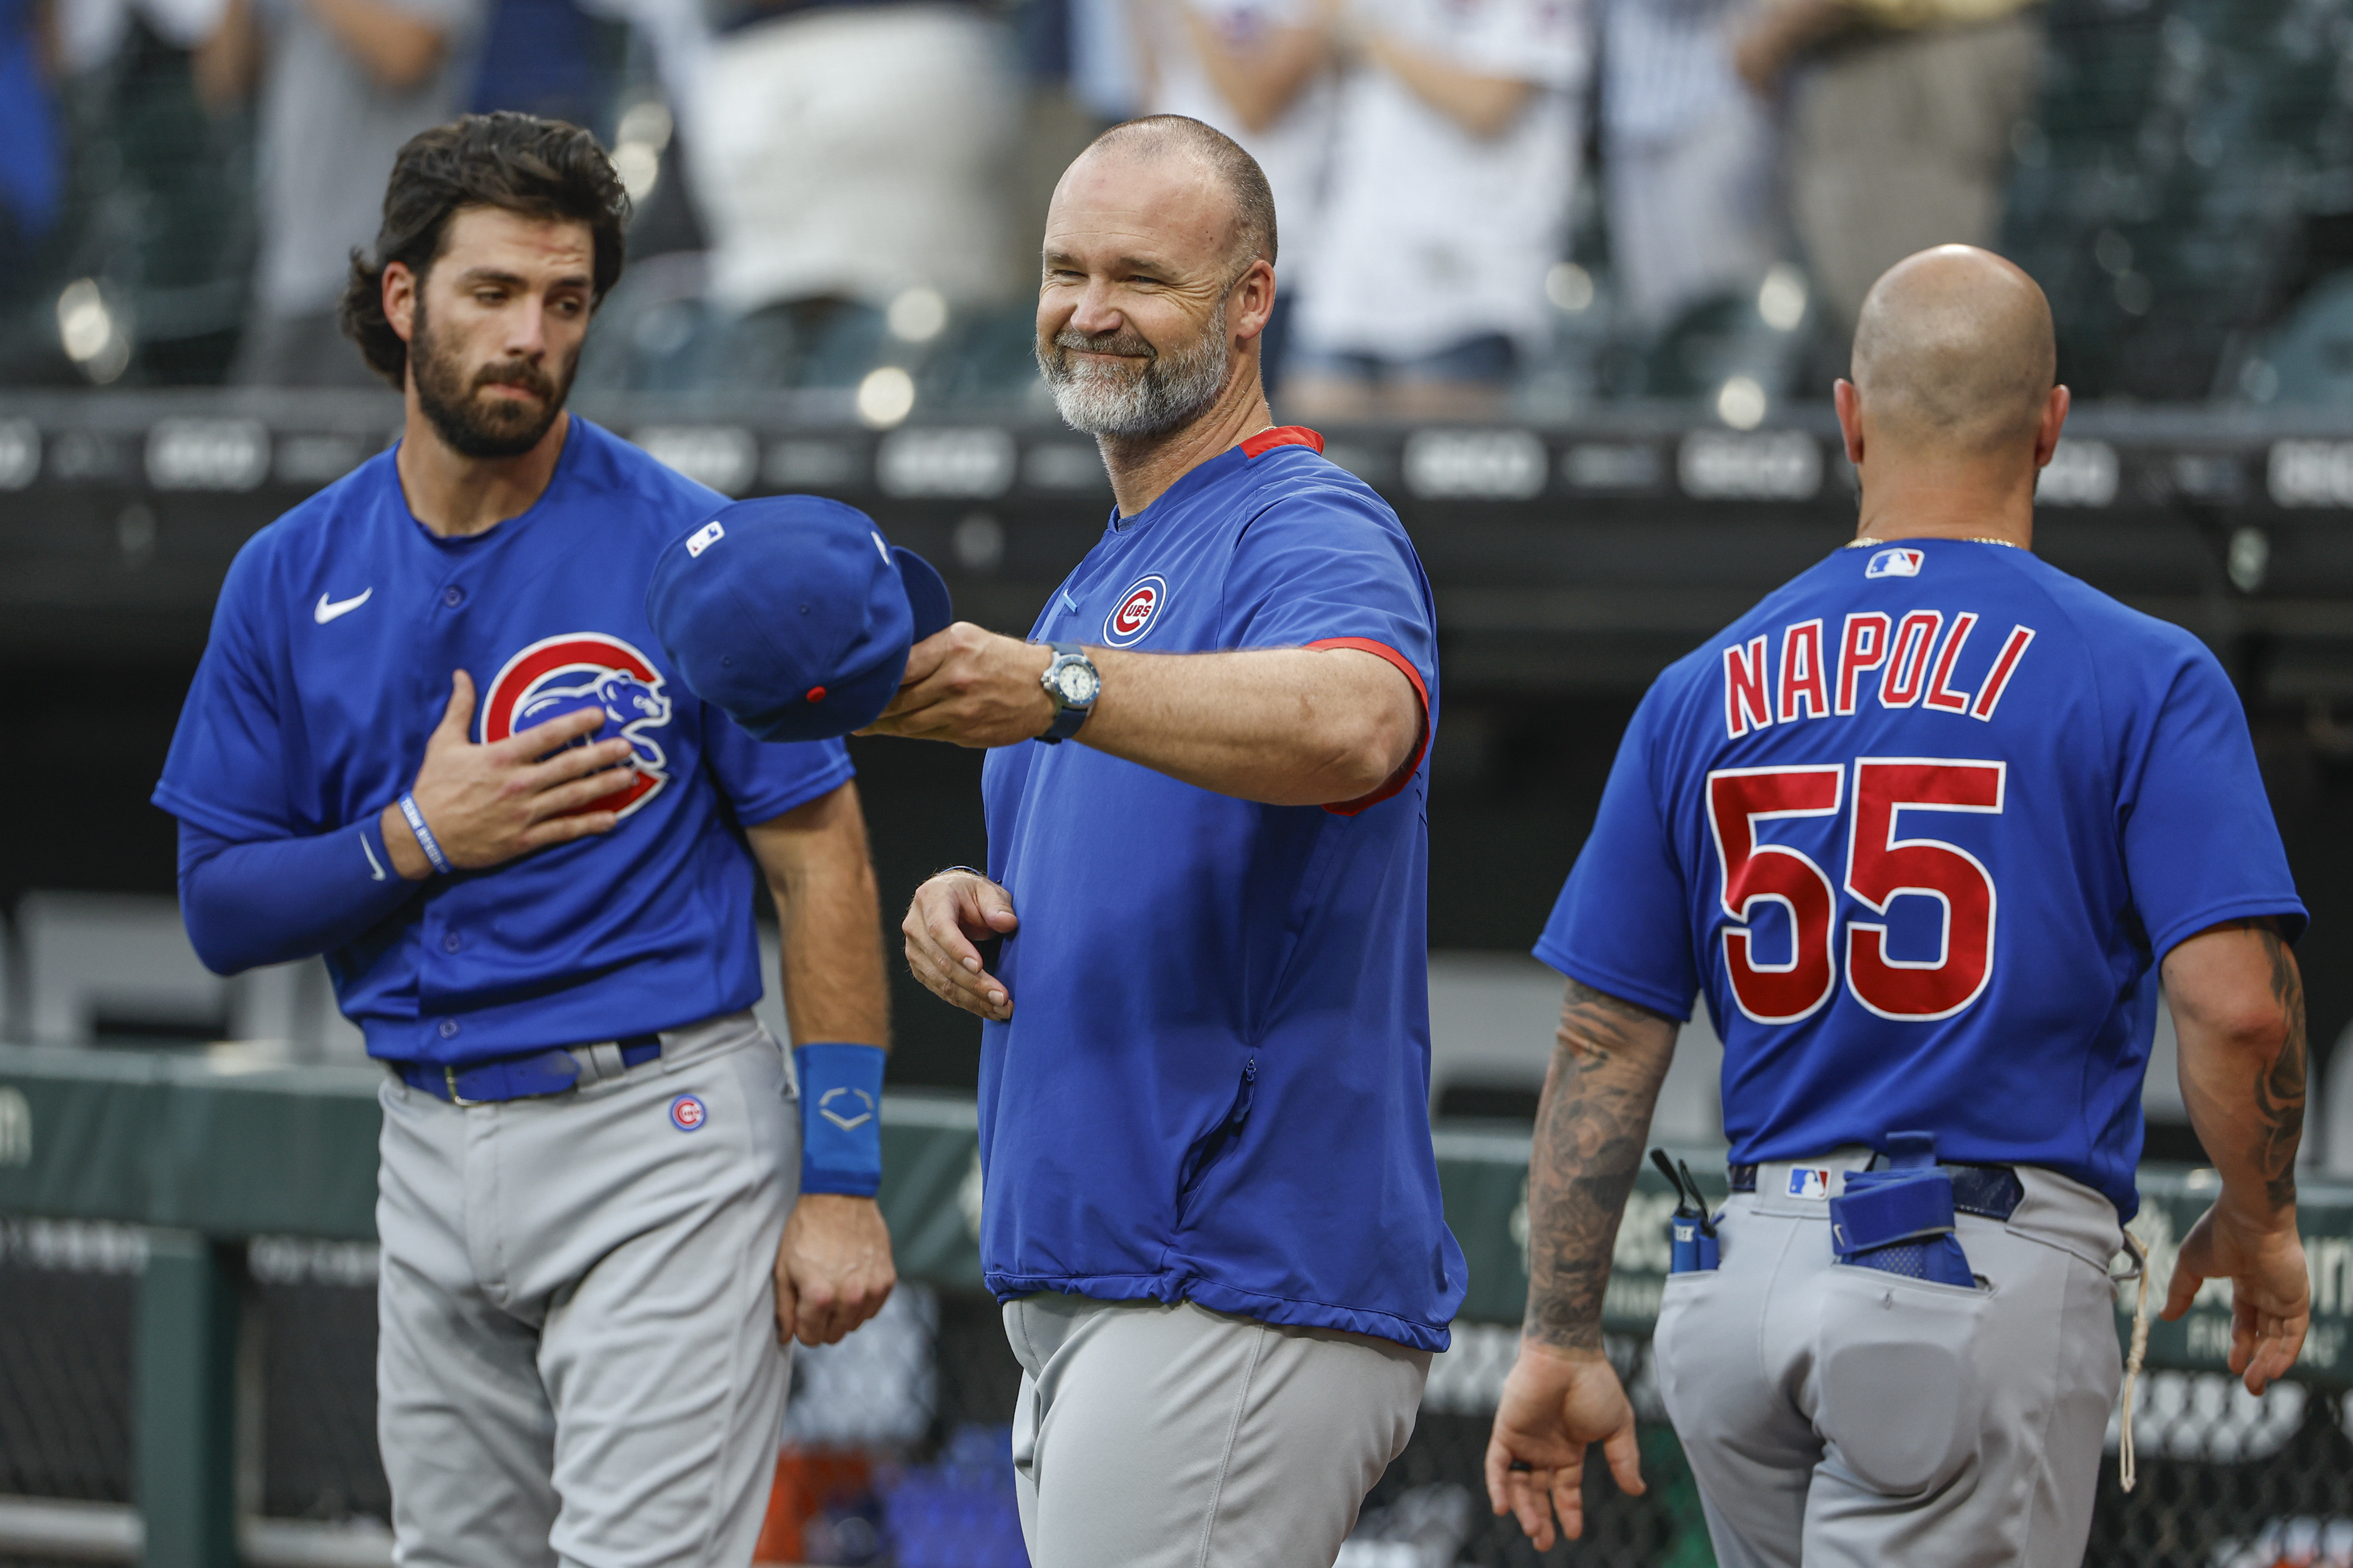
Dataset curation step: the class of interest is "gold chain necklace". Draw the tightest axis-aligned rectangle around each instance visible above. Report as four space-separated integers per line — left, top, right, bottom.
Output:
1846 536 2022 549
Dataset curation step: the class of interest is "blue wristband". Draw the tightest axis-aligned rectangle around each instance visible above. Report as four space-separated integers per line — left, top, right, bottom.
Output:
795 1042 886 1197
397 793 452 876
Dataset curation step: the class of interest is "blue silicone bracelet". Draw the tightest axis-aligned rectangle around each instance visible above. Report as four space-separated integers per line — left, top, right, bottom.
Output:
398 793 452 876
795 1042 886 1197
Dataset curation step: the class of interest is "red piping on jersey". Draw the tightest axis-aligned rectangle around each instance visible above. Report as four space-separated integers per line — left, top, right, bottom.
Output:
1306 638 1429 816
1240 426 1325 459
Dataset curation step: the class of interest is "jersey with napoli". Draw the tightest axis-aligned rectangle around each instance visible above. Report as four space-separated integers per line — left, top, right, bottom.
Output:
1537 540 2304 1217
975 429 1467 1351
154 419 851 1063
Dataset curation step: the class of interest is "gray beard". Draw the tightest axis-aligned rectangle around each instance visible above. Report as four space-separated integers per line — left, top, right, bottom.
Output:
1037 318 1233 439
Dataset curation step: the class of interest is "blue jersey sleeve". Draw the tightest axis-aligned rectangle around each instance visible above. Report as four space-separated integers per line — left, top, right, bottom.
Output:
153 538 299 839
700 707 855 827
1221 479 1437 696
1533 691 1701 1020
2118 646 2306 957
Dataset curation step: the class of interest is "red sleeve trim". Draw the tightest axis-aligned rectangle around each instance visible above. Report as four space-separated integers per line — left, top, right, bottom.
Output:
1240 425 1325 459
1306 637 1430 816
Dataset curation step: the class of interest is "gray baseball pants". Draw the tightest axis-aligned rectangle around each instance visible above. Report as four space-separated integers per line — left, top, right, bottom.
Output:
1652 1152 2125 1568
1004 1293 1431 1568
375 1011 797 1568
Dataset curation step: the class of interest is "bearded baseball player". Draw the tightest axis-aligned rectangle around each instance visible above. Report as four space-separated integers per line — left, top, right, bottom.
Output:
153 114 900 1567
1486 245 2313 1567
872 116 1465 1566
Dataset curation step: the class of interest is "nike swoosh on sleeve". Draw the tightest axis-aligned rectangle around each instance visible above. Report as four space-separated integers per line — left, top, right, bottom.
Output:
315 589 373 624
362 833 387 882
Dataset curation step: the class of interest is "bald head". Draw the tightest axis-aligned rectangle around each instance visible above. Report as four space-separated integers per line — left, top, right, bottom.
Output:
1849 246 2056 458
1075 115 1277 276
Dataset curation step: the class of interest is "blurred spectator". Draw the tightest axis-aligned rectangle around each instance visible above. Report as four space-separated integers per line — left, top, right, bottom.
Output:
1601 0 1777 335
0 0 60 299
468 0 607 127
1134 0 1335 392
1287 0 1589 419
686 0 1022 350
198 0 483 386
1737 0 2039 341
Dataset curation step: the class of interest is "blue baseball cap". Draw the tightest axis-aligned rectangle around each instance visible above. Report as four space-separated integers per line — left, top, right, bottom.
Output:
645 495 953 742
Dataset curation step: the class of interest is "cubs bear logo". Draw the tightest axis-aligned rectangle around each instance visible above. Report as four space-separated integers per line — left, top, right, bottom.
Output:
480 632 675 819
1104 575 1167 647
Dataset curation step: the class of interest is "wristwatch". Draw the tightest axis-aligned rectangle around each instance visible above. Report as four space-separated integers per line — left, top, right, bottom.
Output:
1038 641 1100 744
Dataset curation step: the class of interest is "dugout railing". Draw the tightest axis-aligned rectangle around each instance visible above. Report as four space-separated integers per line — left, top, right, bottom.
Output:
0 1045 2347 1568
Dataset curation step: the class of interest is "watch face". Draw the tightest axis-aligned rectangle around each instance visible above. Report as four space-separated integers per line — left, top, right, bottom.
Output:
1054 662 1099 705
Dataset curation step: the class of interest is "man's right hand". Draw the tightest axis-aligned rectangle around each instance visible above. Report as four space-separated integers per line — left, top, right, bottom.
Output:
902 870 1019 1021
2162 1200 2310 1395
379 670 637 880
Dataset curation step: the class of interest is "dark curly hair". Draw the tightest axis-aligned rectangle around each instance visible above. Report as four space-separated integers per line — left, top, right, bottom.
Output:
339 113 631 389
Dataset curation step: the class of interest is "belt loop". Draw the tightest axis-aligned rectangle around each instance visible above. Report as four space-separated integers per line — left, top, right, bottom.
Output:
581 1042 625 1085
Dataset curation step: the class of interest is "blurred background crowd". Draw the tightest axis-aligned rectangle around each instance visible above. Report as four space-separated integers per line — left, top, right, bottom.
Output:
0 0 2347 422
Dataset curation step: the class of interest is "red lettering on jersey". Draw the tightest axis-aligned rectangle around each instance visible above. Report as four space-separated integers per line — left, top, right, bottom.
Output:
1836 613 1890 715
1724 635 1775 739
1878 612 1943 709
1778 619 1828 722
1970 625 2036 720
1922 612 1980 713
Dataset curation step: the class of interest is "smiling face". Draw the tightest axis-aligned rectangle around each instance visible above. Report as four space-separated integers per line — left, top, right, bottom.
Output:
1035 144 1272 439
387 205 594 460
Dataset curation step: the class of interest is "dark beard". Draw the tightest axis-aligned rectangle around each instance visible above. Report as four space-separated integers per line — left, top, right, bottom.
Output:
409 294 576 459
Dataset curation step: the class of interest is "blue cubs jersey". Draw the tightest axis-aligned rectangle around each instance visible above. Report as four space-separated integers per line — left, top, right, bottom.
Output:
154 419 852 1063
1537 539 2305 1219
976 429 1467 1352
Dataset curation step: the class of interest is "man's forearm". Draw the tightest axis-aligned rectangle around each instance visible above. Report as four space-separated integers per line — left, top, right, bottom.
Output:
1362 36 1532 139
1185 14 1327 132
753 786 891 1047
1523 983 1679 1352
1082 645 1419 806
301 0 444 89
2171 921 2306 1220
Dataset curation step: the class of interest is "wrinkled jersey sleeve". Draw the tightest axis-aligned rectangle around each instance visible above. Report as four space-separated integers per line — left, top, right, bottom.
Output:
1224 478 1437 700
1534 689 1701 1020
702 709 856 827
152 539 299 841
2119 646 2306 958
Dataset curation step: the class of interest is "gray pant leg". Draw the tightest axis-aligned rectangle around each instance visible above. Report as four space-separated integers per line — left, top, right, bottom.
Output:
377 1015 796 1568
1657 1160 2122 1568
1655 1206 1817 1568
376 1078 562 1568
1005 1295 1429 1568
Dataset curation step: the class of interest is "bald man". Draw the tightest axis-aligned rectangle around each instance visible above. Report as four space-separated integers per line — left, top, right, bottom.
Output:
1484 245 2312 1567
871 115 1465 1566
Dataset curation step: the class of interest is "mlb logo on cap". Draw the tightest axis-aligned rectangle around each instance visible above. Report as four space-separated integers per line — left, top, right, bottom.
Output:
1787 1168 1832 1200
1865 548 1925 579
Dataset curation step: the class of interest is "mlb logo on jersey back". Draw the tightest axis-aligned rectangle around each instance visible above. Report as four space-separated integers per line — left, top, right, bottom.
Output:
1787 1168 1832 1200
1865 548 1924 579
685 520 724 558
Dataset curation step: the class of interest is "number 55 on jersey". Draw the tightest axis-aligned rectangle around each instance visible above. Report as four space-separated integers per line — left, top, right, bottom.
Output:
1534 538 2301 1209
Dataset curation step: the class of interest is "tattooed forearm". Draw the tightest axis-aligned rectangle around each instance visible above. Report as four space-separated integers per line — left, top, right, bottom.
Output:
2165 916 2307 1222
1522 981 1681 1352
2251 925 2307 1213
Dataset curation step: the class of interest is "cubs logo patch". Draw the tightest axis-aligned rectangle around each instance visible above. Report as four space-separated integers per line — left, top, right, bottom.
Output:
1787 1169 1832 1200
1865 548 1925 579
1104 575 1166 647
669 1094 707 1132
481 632 675 820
